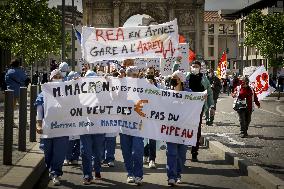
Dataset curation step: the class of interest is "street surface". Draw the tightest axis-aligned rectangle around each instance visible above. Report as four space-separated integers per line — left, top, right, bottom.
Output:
203 94 284 180
35 144 263 189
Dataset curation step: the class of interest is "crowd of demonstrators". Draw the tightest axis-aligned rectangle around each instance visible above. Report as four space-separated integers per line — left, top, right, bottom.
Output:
33 58 263 186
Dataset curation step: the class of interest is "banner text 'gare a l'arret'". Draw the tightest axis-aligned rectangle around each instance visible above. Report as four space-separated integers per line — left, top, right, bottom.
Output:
82 19 179 62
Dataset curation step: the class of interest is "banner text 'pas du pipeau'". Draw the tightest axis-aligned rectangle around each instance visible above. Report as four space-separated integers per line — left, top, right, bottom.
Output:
82 19 179 62
42 77 206 145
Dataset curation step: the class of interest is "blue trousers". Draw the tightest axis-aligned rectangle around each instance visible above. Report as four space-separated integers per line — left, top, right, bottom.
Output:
120 134 143 178
102 137 116 163
66 139 80 161
42 136 69 177
166 142 187 180
80 134 105 179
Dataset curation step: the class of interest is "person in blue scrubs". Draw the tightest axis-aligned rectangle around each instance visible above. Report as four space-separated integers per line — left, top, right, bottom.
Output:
36 69 69 186
80 70 105 185
120 66 144 186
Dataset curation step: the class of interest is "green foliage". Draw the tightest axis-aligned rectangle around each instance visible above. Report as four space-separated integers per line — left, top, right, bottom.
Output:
0 0 65 64
245 10 284 67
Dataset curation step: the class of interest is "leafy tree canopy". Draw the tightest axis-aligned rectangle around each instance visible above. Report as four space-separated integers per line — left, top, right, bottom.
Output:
245 10 284 67
0 0 63 64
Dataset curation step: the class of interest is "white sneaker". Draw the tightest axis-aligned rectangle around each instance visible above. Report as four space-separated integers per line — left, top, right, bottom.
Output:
168 179 176 186
127 176 135 183
63 160 70 166
71 160 78 165
108 161 115 167
149 160 156 169
177 178 182 184
143 156 149 164
52 176 61 186
134 177 143 186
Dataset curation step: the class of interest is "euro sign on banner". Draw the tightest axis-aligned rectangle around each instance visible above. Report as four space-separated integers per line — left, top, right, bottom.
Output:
217 52 227 79
249 65 276 101
41 77 206 145
81 19 179 62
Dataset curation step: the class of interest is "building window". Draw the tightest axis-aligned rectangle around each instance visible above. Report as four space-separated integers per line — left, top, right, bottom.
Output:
228 25 234 34
208 36 214 46
219 24 225 34
208 24 214 34
208 47 214 57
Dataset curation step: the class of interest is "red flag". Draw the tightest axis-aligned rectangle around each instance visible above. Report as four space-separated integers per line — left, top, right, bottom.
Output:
179 35 186 43
189 49 196 62
217 52 227 79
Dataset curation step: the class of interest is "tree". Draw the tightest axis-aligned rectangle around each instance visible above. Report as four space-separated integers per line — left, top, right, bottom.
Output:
245 10 284 68
0 0 65 65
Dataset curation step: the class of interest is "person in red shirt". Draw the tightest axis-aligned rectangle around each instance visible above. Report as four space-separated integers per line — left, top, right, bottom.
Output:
232 76 260 138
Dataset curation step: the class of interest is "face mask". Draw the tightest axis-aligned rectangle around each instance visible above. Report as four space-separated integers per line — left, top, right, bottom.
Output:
208 73 213 77
146 75 155 80
191 67 200 75
170 78 178 87
52 79 62 82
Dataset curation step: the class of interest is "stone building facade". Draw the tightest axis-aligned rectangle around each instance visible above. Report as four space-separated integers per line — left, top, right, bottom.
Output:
82 0 205 55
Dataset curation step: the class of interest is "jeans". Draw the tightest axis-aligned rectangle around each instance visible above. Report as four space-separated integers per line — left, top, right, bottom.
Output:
102 137 116 163
65 139 80 161
166 142 187 180
42 136 69 177
80 134 105 179
238 109 252 134
144 139 156 161
120 133 143 178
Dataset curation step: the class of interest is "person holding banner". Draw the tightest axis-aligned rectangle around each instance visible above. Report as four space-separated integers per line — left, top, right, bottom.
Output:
80 70 105 185
144 67 157 168
64 71 81 166
120 66 144 186
35 69 69 186
184 61 214 162
58 62 69 81
232 76 260 138
166 70 188 186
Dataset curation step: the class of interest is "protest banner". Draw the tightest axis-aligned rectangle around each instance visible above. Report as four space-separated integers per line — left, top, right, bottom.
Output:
249 65 275 100
82 19 179 62
42 77 206 145
134 58 160 70
160 43 189 76
217 52 227 79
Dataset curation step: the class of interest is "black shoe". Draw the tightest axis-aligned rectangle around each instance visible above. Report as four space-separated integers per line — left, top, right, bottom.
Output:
241 133 248 138
192 154 198 162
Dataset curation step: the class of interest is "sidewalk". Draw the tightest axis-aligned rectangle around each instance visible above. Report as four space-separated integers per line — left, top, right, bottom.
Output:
0 104 37 179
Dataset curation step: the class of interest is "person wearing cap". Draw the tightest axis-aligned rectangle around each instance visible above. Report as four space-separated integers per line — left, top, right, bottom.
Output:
232 76 260 138
178 60 214 162
166 70 187 186
35 69 69 186
63 71 81 166
120 66 144 186
80 70 105 185
58 62 69 81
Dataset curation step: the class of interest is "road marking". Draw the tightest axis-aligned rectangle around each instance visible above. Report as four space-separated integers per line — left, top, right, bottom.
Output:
276 105 284 116
258 108 284 117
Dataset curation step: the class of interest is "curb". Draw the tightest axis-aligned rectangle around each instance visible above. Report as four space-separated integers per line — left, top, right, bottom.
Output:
202 136 284 189
0 143 45 189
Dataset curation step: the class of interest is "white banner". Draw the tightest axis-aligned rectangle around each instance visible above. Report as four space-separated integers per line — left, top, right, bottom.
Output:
249 65 275 100
82 19 179 62
42 77 206 145
160 43 189 76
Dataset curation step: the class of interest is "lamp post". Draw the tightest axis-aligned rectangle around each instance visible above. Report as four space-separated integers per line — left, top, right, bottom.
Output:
71 0 75 70
61 0 66 62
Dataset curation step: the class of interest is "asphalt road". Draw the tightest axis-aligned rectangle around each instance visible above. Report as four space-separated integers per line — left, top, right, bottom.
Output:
35 145 263 189
203 94 284 180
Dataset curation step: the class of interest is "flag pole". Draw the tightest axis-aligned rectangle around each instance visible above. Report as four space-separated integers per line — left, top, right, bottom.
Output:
71 0 75 70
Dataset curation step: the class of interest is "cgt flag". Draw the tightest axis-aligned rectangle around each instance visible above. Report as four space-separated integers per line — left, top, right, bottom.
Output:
249 65 276 101
217 52 227 79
